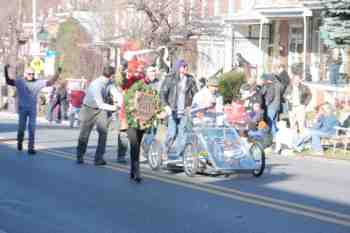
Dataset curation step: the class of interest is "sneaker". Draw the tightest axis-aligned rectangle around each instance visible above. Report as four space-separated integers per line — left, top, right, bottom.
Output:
28 149 36 155
17 142 23 151
134 177 142 183
130 176 142 184
94 159 107 166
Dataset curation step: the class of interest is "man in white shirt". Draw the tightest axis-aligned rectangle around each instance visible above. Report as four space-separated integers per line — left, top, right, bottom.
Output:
77 66 123 165
191 77 224 126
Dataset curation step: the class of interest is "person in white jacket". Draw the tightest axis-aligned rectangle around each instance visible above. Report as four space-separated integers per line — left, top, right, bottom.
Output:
191 77 224 126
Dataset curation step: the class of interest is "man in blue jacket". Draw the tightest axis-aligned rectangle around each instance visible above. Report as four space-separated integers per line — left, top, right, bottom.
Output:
4 65 61 154
293 103 339 155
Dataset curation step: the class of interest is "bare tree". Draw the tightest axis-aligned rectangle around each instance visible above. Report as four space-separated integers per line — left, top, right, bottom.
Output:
122 0 203 48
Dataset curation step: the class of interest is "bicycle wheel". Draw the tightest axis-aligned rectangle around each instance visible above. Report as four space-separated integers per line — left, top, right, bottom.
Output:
140 135 150 161
183 143 198 177
250 143 265 177
148 140 162 171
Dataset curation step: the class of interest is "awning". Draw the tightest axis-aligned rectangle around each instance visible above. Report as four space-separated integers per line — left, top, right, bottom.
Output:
257 7 313 19
224 11 268 25
224 6 313 25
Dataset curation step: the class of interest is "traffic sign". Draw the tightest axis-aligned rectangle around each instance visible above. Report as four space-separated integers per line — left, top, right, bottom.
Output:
30 57 44 74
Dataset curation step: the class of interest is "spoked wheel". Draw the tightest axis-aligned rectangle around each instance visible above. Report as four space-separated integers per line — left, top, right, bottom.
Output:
140 136 149 161
183 143 198 177
148 140 162 171
250 143 265 177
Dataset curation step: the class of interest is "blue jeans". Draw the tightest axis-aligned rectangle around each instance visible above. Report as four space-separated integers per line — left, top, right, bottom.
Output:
48 100 67 123
69 107 81 128
329 64 341 85
267 107 279 137
248 129 266 141
18 107 37 150
295 128 333 152
165 113 188 158
142 127 157 152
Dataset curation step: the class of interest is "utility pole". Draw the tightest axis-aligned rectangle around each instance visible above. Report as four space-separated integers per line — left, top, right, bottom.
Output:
6 0 24 112
32 0 40 80
33 0 37 44
8 0 24 78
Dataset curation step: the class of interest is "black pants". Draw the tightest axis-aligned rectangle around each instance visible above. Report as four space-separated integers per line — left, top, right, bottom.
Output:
116 130 128 158
127 128 144 178
77 106 111 161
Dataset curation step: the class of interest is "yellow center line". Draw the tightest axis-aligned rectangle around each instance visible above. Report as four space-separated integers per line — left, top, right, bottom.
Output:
1 138 349 227
44 148 350 228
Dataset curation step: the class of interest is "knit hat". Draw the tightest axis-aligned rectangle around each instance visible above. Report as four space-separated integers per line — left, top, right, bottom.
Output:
174 59 187 72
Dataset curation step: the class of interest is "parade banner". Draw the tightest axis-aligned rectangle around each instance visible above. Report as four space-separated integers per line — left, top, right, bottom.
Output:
134 91 158 126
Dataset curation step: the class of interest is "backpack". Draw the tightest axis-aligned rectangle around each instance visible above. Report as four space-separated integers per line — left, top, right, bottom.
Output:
102 81 114 105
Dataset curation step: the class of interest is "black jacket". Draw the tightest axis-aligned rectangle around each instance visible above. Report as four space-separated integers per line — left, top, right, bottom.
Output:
262 78 283 111
276 70 290 94
284 83 312 109
160 72 198 111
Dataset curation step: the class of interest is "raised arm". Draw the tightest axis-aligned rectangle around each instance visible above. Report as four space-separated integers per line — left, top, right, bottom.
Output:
4 64 15 86
46 67 62 87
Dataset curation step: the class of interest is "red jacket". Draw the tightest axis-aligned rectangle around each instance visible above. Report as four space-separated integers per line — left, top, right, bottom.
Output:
122 73 148 90
70 90 85 108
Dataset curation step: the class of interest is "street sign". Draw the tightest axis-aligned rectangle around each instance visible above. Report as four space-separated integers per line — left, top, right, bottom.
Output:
44 50 57 76
30 57 44 74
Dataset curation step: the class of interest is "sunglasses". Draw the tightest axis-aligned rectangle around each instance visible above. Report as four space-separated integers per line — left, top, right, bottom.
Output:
27 73 35 76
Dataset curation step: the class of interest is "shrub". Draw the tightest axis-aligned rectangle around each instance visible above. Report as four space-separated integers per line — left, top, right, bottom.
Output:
218 71 245 104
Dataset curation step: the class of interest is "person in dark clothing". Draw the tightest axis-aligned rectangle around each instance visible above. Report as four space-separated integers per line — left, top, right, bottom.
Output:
275 64 290 116
198 77 207 89
276 64 290 94
4 65 61 154
327 48 342 85
49 81 68 123
116 61 150 165
260 74 283 137
284 74 312 133
240 77 264 111
160 59 198 158
46 85 57 121
123 63 160 183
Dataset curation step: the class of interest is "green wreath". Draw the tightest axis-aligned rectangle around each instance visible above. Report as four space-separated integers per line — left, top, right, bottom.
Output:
124 80 162 129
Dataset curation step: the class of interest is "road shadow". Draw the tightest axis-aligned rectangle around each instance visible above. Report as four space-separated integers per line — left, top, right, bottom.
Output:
0 122 18 134
208 161 350 216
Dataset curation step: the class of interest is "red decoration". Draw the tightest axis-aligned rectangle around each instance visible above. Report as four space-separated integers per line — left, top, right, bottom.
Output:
224 101 248 125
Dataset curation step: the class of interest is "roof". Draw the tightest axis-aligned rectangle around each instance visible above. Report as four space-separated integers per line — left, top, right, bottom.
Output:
257 7 313 18
224 11 268 25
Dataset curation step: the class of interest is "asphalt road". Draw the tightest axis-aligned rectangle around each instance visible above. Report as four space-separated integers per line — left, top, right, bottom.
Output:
1 113 350 233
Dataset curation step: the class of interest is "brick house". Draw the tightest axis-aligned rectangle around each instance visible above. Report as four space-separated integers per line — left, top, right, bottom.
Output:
197 0 348 83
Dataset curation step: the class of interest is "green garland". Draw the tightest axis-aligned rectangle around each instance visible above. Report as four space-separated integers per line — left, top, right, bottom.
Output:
124 80 161 129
